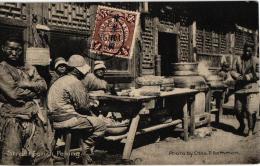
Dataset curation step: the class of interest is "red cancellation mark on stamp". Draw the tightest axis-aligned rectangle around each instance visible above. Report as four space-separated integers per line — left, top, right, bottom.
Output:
89 6 140 60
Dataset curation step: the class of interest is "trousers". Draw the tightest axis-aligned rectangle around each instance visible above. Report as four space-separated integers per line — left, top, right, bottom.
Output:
54 116 106 151
0 117 53 165
235 92 259 131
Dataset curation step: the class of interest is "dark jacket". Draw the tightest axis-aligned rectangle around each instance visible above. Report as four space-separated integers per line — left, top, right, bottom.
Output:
82 73 107 91
230 56 258 92
0 61 51 164
47 74 92 128
0 61 47 117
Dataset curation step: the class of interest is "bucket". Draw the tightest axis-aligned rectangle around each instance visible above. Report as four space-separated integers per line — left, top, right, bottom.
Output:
172 76 208 114
194 92 206 114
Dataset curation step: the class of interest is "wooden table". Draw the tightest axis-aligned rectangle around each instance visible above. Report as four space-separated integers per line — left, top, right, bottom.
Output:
90 88 198 160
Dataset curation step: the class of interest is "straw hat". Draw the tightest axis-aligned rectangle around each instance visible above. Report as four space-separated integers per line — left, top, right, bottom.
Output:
54 57 68 69
68 55 90 75
94 60 106 71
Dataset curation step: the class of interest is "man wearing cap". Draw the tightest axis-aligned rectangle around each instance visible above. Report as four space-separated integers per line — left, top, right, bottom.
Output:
231 43 259 136
0 36 51 164
50 57 68 86
82 61 127 124
82 60 108 92
47 55 106 163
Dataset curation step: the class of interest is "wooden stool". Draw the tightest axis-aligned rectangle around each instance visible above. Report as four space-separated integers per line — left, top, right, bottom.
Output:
52 129 89 165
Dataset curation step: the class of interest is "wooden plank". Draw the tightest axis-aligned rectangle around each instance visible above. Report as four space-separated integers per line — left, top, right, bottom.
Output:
122 113 140 159
64 132 72 165
189 95 196 135
90 94 155 102
137 119 182 134
205 89 211 113
0 17 26 26
159 88 198 97
90 88 198 102
105 119 182 141
183 101 189 141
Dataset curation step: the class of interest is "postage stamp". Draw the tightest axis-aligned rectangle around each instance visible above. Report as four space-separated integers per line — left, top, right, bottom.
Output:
90 6 140 59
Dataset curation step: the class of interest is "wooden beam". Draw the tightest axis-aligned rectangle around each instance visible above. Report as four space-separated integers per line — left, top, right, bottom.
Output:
105 119 182 141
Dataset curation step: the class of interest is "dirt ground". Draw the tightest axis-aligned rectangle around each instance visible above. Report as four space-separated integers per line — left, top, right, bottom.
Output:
57 96 260 165
130 114 260 164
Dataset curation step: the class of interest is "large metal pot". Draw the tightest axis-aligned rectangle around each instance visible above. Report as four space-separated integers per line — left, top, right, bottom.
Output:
173 67 209 115
173 76 208 114
172 70 199 76
172 62 198 76
173 76 208 91
205 74 225 88
172 62 198 71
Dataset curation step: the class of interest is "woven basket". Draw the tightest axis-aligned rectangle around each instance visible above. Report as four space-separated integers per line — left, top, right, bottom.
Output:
136 76 174 89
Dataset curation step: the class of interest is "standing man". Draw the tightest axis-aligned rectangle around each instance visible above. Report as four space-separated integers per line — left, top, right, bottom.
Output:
0 36 52 164
47 55 106 163
231 42 259 136
50 57 68 86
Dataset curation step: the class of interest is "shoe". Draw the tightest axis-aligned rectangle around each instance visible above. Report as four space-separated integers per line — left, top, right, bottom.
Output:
82 150 93 164
56 138 65 147
82 154 93 164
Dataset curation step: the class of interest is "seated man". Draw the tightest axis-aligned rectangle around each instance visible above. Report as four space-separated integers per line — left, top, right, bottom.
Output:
82 61 127 123
218 62 230 80
50 57 68 86
82 60 109 92
47 55 106 163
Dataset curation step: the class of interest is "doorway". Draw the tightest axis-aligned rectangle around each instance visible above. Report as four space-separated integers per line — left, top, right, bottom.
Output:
158 32 177 76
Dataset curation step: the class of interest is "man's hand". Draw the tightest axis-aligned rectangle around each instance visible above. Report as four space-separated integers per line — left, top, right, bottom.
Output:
89 100 99 108
237 75 243 81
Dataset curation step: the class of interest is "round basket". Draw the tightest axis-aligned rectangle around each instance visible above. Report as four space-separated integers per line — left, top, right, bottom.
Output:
136 75 164 87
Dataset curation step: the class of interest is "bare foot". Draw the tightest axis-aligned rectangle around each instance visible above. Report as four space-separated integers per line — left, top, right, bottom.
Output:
247 130 253 137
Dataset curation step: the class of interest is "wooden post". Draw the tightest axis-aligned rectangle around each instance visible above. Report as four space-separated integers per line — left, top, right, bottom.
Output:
215 91 221 123
122 110 141 159
202 29 206 53
87 4 98 67
64 132 72 165
154 17 159 75
254 30 258 57
192 21 197 62
230 33 235 54
155 54 161 76
80 138 87 164
183 100 189 141
220 90 225 123
189 95 196 136
215 89 225 123
205 87 212 113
